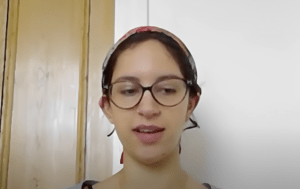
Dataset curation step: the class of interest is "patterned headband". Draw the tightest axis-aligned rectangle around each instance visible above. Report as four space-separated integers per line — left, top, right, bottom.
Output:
102 26 198 90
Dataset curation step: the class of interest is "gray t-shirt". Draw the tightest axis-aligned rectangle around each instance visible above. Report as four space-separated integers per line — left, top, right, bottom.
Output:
66 180 220 189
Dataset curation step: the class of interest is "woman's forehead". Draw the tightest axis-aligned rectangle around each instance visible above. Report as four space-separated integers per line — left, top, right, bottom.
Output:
117 39 174 61
102 26 198 96
112 74 184 84
111 40 183 83
118 26 188 56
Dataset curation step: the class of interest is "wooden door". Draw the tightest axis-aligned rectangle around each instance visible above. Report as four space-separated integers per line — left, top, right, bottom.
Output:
0 0 114 188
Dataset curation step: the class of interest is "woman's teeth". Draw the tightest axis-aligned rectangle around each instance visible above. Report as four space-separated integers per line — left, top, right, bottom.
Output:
138 129 156 133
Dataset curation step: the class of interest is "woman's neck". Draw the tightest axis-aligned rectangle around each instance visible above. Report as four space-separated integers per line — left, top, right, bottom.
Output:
117 148 188 189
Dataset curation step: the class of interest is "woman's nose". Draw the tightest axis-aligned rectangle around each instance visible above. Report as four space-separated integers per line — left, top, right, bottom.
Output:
137 90 160 118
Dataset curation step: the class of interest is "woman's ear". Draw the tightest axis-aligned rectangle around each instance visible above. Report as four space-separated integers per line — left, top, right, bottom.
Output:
99 95 114 124
186 92 200 121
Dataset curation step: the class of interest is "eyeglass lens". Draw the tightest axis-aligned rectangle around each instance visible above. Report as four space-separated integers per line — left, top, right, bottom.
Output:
109 79 187 108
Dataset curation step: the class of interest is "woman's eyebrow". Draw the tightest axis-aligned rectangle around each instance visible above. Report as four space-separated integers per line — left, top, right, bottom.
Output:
113 74 182 83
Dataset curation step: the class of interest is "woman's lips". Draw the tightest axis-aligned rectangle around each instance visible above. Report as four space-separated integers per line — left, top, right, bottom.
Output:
133 125 165 144
134 130 164 144
132 125 165 132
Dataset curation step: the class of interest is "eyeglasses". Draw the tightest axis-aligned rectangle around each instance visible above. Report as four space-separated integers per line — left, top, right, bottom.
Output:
107 78 191 109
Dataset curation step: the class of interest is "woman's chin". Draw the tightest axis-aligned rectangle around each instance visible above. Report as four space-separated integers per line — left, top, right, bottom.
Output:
138 156 165 166
136 149 172 165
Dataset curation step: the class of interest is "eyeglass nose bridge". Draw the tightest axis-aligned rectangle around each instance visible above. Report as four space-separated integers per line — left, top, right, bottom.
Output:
135 85 162 107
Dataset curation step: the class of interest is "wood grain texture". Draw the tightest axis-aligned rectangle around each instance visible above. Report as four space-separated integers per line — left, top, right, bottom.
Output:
0 0 8 130
75 0 90 184
0 0 8 158
85 0 115 181
7 0 84 188
0 0 19 189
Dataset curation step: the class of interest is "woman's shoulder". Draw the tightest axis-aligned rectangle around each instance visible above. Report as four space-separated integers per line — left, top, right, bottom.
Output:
186 175 220 189
70 174 220 189
64 178 115 189
89 179 219 189
66 180 99 189
80 179 220 189
185 176 208 189
200 183 221 189
92 173 120 189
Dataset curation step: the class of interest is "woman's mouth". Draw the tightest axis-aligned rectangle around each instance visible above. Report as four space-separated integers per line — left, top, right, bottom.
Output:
133 125 165 144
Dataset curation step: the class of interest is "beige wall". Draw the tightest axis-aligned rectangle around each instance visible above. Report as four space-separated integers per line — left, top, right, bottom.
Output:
1 0 114 188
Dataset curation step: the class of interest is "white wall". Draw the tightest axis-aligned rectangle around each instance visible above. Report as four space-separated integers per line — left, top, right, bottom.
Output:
114 1 300 188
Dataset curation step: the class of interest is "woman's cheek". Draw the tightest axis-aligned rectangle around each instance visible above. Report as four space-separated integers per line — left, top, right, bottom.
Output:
171 104 188 127
165 110 185 140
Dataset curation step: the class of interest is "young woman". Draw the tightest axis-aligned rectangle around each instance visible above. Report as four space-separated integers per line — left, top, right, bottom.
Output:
69 26 218 189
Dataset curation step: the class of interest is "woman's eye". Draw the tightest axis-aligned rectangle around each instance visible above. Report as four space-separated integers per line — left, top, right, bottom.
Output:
120 89 138 95
160 88 176 94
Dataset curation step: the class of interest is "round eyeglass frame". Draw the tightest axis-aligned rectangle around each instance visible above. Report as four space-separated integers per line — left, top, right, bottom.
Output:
107 78 193 109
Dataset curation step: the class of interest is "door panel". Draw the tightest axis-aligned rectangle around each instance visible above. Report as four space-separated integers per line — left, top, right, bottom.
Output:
0 0 8 155
7 0 84 188
85 0 115 182
1 0 115 188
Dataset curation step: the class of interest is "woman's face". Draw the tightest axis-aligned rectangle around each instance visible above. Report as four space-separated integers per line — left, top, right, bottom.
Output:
101 39 197 164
